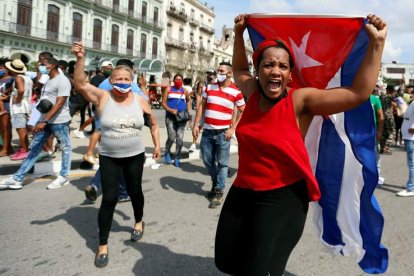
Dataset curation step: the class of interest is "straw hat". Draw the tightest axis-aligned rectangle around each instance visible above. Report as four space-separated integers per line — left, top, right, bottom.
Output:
5 59 27 74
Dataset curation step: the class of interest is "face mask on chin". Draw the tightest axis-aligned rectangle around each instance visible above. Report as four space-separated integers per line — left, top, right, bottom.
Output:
216 74 227 83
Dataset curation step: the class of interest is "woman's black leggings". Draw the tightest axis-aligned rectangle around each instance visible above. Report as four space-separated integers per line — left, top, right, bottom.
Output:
98 153 145 245
215 180 309 276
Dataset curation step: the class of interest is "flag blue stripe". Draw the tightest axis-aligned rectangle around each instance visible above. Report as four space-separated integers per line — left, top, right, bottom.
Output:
316 119 346 246
246 26 264 49
342 24 388 273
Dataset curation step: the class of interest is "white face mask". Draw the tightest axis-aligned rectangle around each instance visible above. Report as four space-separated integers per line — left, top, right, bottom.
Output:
216 73 227 83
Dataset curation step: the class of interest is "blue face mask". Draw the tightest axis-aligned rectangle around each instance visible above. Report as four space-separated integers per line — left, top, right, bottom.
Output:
38 65 50 75
0 70 5 77
113 83 132 94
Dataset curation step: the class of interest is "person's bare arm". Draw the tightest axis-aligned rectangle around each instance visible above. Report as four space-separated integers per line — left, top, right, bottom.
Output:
295 14 387 116
138 95 160 160
71 41 106 107
232 14 257 100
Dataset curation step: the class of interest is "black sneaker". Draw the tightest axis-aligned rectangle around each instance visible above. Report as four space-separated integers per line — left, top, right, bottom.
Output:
84 185 97 202
206 190 216 200
208 191 223 209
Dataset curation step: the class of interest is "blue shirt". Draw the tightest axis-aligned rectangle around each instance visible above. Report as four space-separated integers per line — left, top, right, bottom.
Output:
98 78 148 100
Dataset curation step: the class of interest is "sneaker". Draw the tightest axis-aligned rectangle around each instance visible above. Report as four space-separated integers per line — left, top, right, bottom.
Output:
83 154 97 165
47 175 69 190
208 190 224 208
118 196 131 203
174 159 181 167
0 176 23 190
189 143 196 153
73 129 86 139
84 184 98 201
396 189 414 197
11 149 29 161
378 177 385 185
164 153 173 164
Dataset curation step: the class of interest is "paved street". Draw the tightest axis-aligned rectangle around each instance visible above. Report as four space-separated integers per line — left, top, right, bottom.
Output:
1 111 414 275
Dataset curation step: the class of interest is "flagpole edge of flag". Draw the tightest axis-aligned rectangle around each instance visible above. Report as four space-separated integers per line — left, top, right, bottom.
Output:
248 13 365 19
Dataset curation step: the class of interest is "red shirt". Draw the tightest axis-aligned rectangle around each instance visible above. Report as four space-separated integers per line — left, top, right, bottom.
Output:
234 89 320 201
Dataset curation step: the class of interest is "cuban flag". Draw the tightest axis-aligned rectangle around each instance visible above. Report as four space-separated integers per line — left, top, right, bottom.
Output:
247 14 388 274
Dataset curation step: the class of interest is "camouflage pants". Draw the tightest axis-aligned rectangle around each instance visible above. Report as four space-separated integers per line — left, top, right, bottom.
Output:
380 115 395 151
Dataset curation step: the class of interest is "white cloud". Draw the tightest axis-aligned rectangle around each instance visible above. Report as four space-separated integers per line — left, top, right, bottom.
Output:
383 40 403 63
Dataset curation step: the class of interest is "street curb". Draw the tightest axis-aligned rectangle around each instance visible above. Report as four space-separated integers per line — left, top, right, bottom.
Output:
0 146 238 177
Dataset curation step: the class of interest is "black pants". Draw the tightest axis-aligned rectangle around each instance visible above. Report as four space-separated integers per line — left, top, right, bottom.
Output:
215 180 309 276
98 153 145 245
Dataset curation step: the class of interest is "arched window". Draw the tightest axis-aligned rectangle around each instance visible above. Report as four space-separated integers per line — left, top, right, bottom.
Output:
179 27 184 41
47 4 59 41
72 12 82 42
152 37 158 57
111 24 119 52
127 29 134 55
17 0 32 35
93 19 102 49
140 33 147 58
199 36 203 49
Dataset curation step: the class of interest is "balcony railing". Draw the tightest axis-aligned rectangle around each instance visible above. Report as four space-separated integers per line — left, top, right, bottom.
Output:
0 19 166 63
165 36 188 50
95 0 112 9
199 23 215 34
112 4 128 15
166 6 188 22
189 17 199 27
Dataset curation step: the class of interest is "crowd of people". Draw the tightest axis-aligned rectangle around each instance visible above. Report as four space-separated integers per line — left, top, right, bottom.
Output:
1 12 413 274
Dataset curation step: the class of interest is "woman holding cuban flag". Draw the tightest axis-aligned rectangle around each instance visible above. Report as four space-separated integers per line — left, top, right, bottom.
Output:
71 41 161 268
214 14 387 275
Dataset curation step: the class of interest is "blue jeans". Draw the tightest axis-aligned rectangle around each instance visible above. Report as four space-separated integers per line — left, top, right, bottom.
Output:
91 168 129 199
14 122 72 182
200 129 231 192
404 139 414 192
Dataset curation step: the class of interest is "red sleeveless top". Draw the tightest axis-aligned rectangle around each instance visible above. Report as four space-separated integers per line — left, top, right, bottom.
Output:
233 89 320 201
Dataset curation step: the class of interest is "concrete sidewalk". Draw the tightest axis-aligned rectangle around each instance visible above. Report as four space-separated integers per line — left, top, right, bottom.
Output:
0 113 239 176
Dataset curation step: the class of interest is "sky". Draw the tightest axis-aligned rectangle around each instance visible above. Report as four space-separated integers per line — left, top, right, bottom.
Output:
206 0 414 64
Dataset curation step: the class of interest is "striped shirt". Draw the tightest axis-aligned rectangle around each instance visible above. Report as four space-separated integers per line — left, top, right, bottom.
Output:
167 86 187 112
202 82 245 129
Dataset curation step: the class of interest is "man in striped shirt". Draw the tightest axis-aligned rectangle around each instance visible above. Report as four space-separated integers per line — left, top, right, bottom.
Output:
193 62 245 208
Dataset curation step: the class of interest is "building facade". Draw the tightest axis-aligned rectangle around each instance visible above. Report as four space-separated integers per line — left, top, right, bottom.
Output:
0 0 164 73
164 0 215 82
380 62 414 86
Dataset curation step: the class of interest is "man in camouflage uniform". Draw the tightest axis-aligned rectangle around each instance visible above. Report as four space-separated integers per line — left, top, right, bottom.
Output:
380 85 396 154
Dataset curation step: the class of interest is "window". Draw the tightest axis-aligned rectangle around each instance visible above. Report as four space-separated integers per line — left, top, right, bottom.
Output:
386 68 406 74
128 0 134 13
190 9 195 20
180 2 185 13
111 24 119 52
142 1 147 21
72 12 82 42
17 0 32 35
199 36 203 49
179 28 184 41
127 29 134 55
154 7 159 25
47 4 59 41
167 23 172 36
190 32 194 42
200 14 204 23
93 19 102 49
140 33 147 58
152 37 158 57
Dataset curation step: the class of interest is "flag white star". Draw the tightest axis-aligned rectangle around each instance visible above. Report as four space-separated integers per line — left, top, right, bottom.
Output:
289 32 323 72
